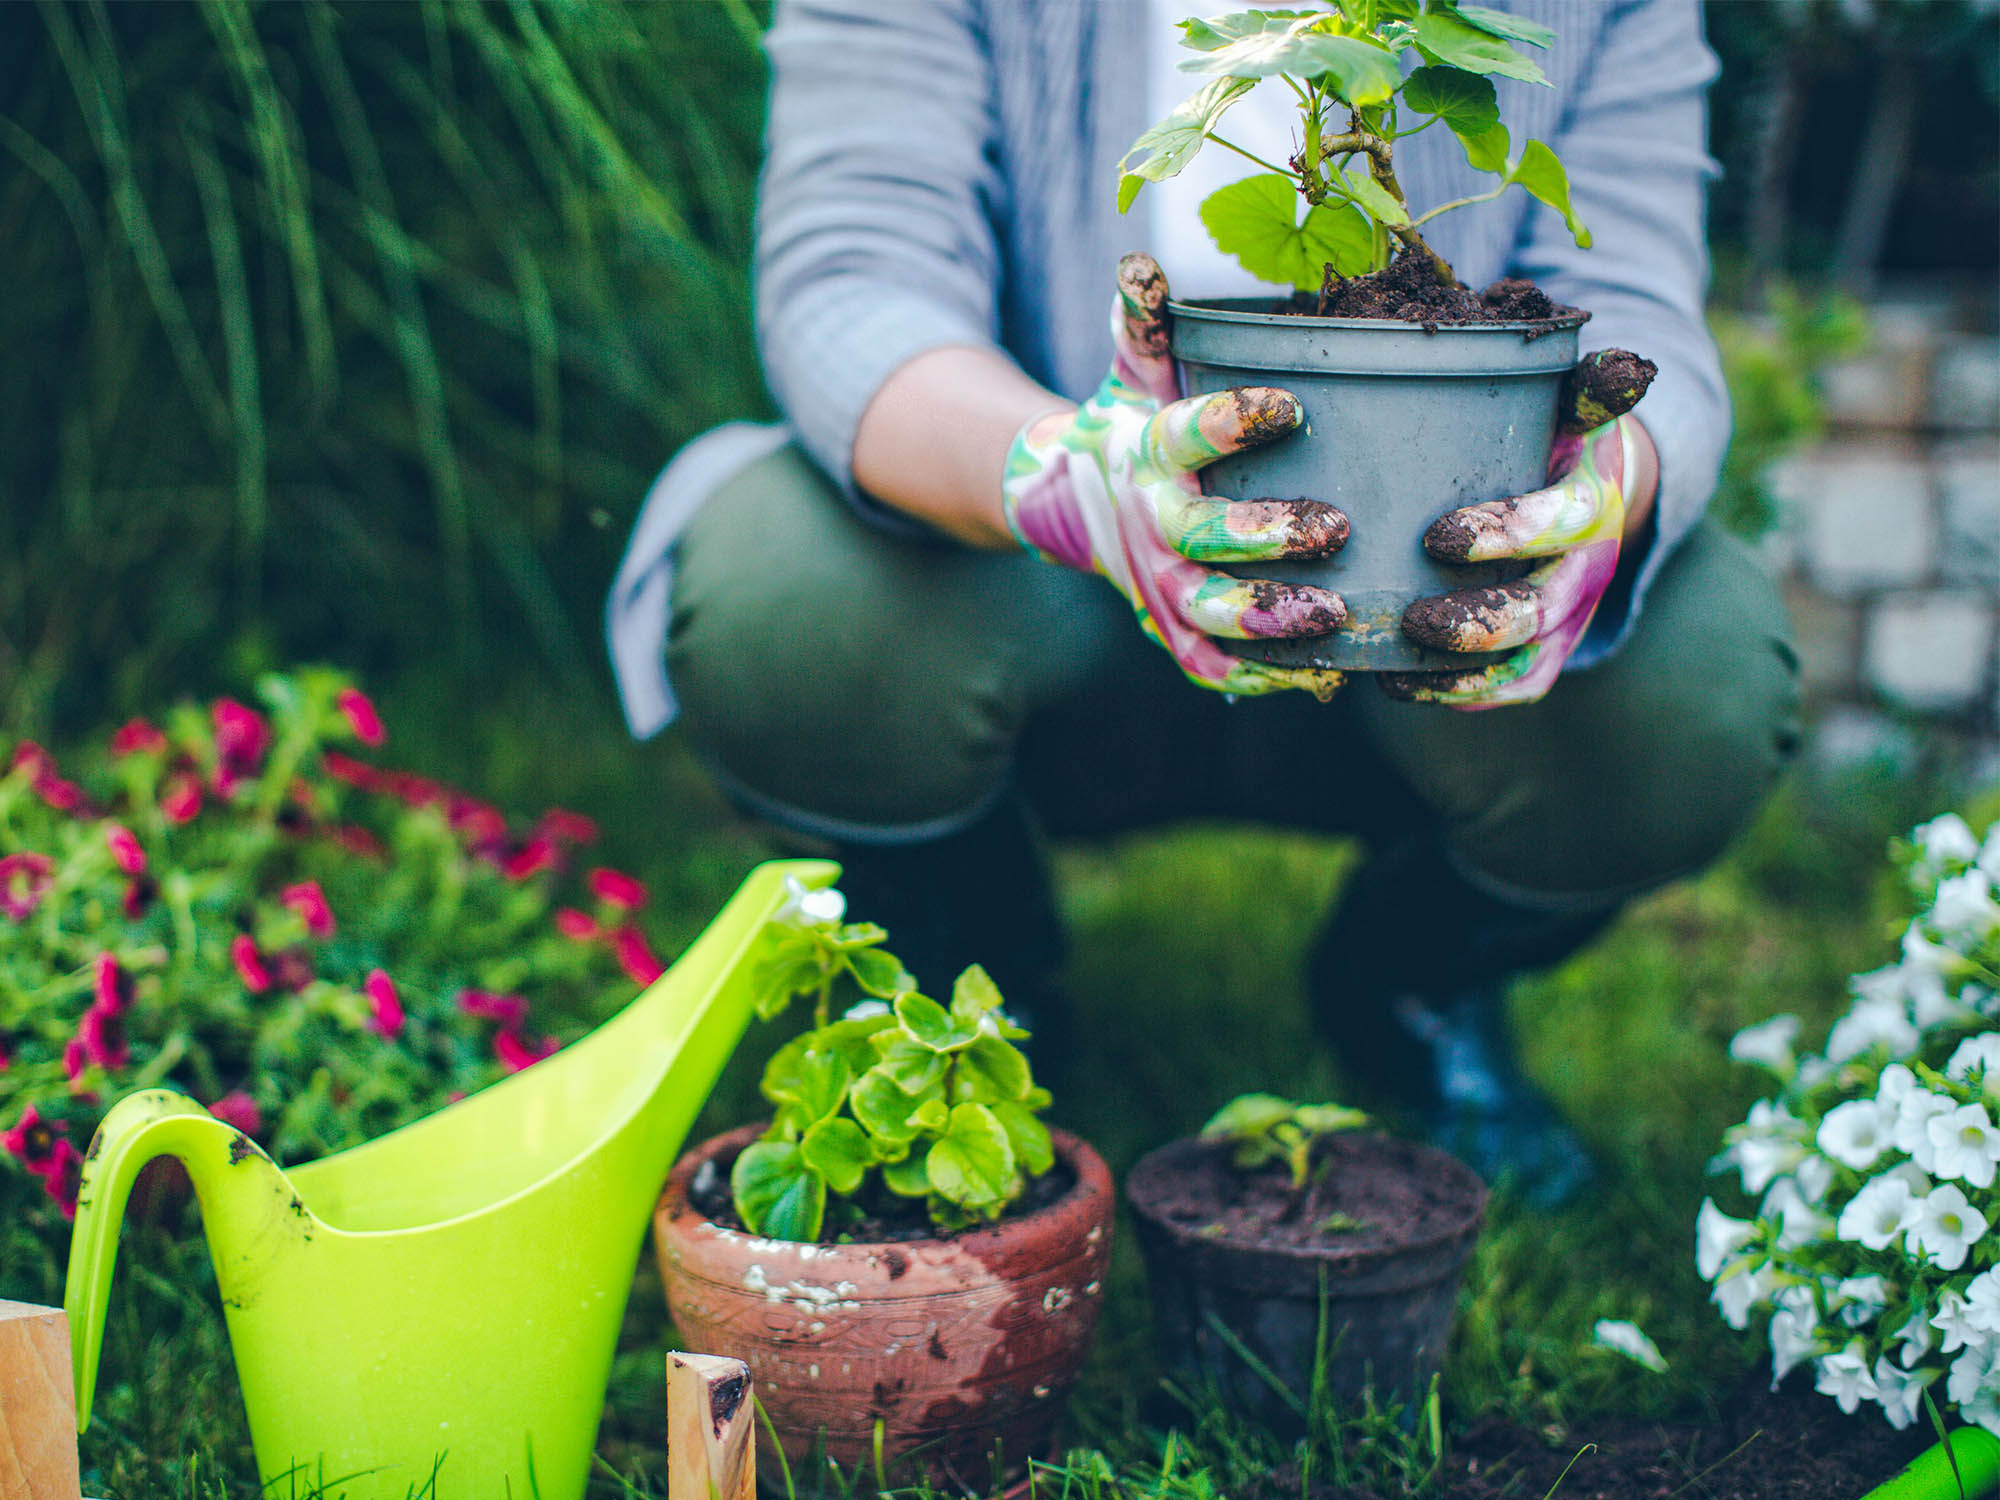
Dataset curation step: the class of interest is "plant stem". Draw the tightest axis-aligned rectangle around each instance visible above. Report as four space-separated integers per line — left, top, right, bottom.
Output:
1409 183 1509 229
1205 133 1292 178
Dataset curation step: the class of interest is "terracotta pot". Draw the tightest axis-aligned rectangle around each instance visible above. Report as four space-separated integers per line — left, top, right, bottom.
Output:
655 1124 1114 1493
1125 1132 1485 1427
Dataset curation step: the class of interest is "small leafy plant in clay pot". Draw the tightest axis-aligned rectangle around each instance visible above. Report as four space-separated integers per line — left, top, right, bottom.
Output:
1120 3 1654 672
654 882 1112 1493
1125 1093 1486 1427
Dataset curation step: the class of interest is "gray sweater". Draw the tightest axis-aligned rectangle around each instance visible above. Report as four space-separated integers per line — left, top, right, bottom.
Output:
611 0 1729 737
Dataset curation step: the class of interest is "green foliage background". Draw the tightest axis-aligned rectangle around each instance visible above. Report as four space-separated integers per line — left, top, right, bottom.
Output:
2 0 769 738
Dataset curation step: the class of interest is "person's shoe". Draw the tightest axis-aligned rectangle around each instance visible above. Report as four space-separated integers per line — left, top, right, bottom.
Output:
1389 988 1597 1210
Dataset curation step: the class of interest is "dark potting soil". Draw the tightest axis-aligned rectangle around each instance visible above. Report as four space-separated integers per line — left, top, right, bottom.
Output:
1129 1133 1482 1258
1277 249 1585 331
1243 1375 1928 1499
688 1145 1076 1245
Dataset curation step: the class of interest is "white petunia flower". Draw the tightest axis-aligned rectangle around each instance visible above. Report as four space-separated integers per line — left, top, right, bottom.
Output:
1967 1268 2000 1334
776 875 847 929
1798 1055 1838 1090
1904 924 1968 989
1818 1098 1892 1169
1591 1319 1668 1373
1720 1100 1812 1193
1980 821 2000 882
1872 1357 1936 1430
1895 1307 1936 1369
1764 1176 1835 1249
1933 871 2000 942
1836 1172 1919 1251
1914 814 1981 874
1827 996 1921 1064
1712 1261 1777 1331
1833 1274 1890 1327
1768 1300 1821 1386
1908 1184 1990 1271
1949 1033 2000 1090
1851 965 1907 1010
1794 1152 1836 1204
1814 1342 1880 1414
1934 1288 1990 1356
1729 1014 1800 1075
1894 1088 1959 1170
1695 1198 1755 1282
1947 1339 2000 1408
1927 1101 2000 1188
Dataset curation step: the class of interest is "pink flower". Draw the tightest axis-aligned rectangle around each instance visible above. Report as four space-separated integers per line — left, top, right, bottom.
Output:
3 1106 62 1172
536 809 599 847
109 718 168 757
104 823 146 877
62 1039 86 1086
494 1028 559 1073
208 1092 262 1136
231 934 271 994
78 1005 129 1071
457 989 528 1028
122 876 156 919
612 925 664 986
93 953 133 1015
269 947 314 992
0 852 54 921
13 743 82 813
212 698 270 772
502 838 557 882
554 907 599 942
41 1139 83 1219
321 751 383 792
450 798 509 857
281 881 335 939
589 868 647 911
385 772 446 810
336 687 385 747
161 769 203 824
364 969 404 1039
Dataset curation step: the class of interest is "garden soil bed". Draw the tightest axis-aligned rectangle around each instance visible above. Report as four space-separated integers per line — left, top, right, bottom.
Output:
1249 1375 1929 1499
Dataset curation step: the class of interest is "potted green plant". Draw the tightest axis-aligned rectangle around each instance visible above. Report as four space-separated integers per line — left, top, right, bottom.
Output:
1119 2 1654 671
1125 1093 1487 1426
654 892 1113 1492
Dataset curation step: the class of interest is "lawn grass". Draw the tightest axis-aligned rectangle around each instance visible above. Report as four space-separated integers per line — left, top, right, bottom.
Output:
39 664 1988 1498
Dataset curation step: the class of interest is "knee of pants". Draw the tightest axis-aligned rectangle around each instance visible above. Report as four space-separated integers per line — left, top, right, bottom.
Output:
1442 535 1803 902
664 452 1026 836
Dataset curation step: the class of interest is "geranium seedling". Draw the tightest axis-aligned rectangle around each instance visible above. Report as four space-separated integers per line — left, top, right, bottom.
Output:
1201 1092 1369 1192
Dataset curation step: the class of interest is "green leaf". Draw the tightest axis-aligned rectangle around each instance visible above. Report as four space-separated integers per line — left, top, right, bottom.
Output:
911 1095 949 1132
1117 75 1255 206
1401 65 1498 136
896 991 980 1053
847 946 915 998
1456 119 1510 175
1178 10 1319 52
1202 1092 1297 1142
1337 168 1411 227
827 921 889 950
750 942 823 1021
1200 174 1373 290
762 1046 851 1124
953 1034 1033 1104
993 1100 1055 1177
871 1036 951 1094
926 1103 1019 1214
1507 139 1591 247
1452 3 1556 50
950 964 1005 1022
1412 10 1549 85
1181 22 1402 107
1295 1102 1370 1134
851 1066 942 1145
882 1148 931 1198
731 1140 825 1241
801 1116 874 1195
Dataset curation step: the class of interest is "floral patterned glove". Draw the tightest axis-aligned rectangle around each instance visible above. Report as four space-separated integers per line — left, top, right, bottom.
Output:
1385 413 1646 710
1002 254 1351 699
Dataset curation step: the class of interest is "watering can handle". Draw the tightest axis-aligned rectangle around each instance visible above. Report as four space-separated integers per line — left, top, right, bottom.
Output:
1857 1426 2000 1500
63 1089 281 1431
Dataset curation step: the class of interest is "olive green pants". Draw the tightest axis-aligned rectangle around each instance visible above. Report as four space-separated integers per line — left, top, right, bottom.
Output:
667 443 1800 908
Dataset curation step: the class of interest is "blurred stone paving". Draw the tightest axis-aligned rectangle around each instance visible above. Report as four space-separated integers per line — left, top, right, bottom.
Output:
1759 294 1999 771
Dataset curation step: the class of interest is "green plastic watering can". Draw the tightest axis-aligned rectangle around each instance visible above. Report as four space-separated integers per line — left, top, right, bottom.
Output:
65 858 836 1500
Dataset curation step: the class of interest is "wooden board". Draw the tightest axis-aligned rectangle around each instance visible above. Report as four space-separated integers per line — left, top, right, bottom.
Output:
667 1352 753 1500
0 1300 81 1500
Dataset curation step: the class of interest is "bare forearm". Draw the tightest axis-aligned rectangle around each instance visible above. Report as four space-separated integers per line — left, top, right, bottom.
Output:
851 346 1073 550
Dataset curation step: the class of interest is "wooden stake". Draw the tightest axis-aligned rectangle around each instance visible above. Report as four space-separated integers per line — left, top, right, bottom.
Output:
667 1352 754 1500
0 1300 81 1500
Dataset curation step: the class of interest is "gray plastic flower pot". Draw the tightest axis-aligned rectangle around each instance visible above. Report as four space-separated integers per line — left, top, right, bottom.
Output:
1169 300 1584 673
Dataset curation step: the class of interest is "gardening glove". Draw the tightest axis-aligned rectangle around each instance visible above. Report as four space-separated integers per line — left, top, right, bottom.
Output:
1001 254 1351 699
1385 349 1657 710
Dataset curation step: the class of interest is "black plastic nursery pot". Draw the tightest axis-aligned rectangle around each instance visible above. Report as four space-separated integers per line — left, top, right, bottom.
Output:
1125 1130 1487 1427
1170 300 1584 673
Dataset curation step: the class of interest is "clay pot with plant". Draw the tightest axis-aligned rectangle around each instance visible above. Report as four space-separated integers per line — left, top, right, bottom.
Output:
1125 1094 1487 1427
655 883 1112 1494
1119 3 1657 677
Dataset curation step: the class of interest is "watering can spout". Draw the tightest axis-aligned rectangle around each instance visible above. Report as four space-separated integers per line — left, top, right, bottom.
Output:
64 1089 306 1431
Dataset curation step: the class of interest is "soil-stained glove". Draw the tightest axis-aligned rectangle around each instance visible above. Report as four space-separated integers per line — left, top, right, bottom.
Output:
1002 254 1351 699
1386 350 1656 711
